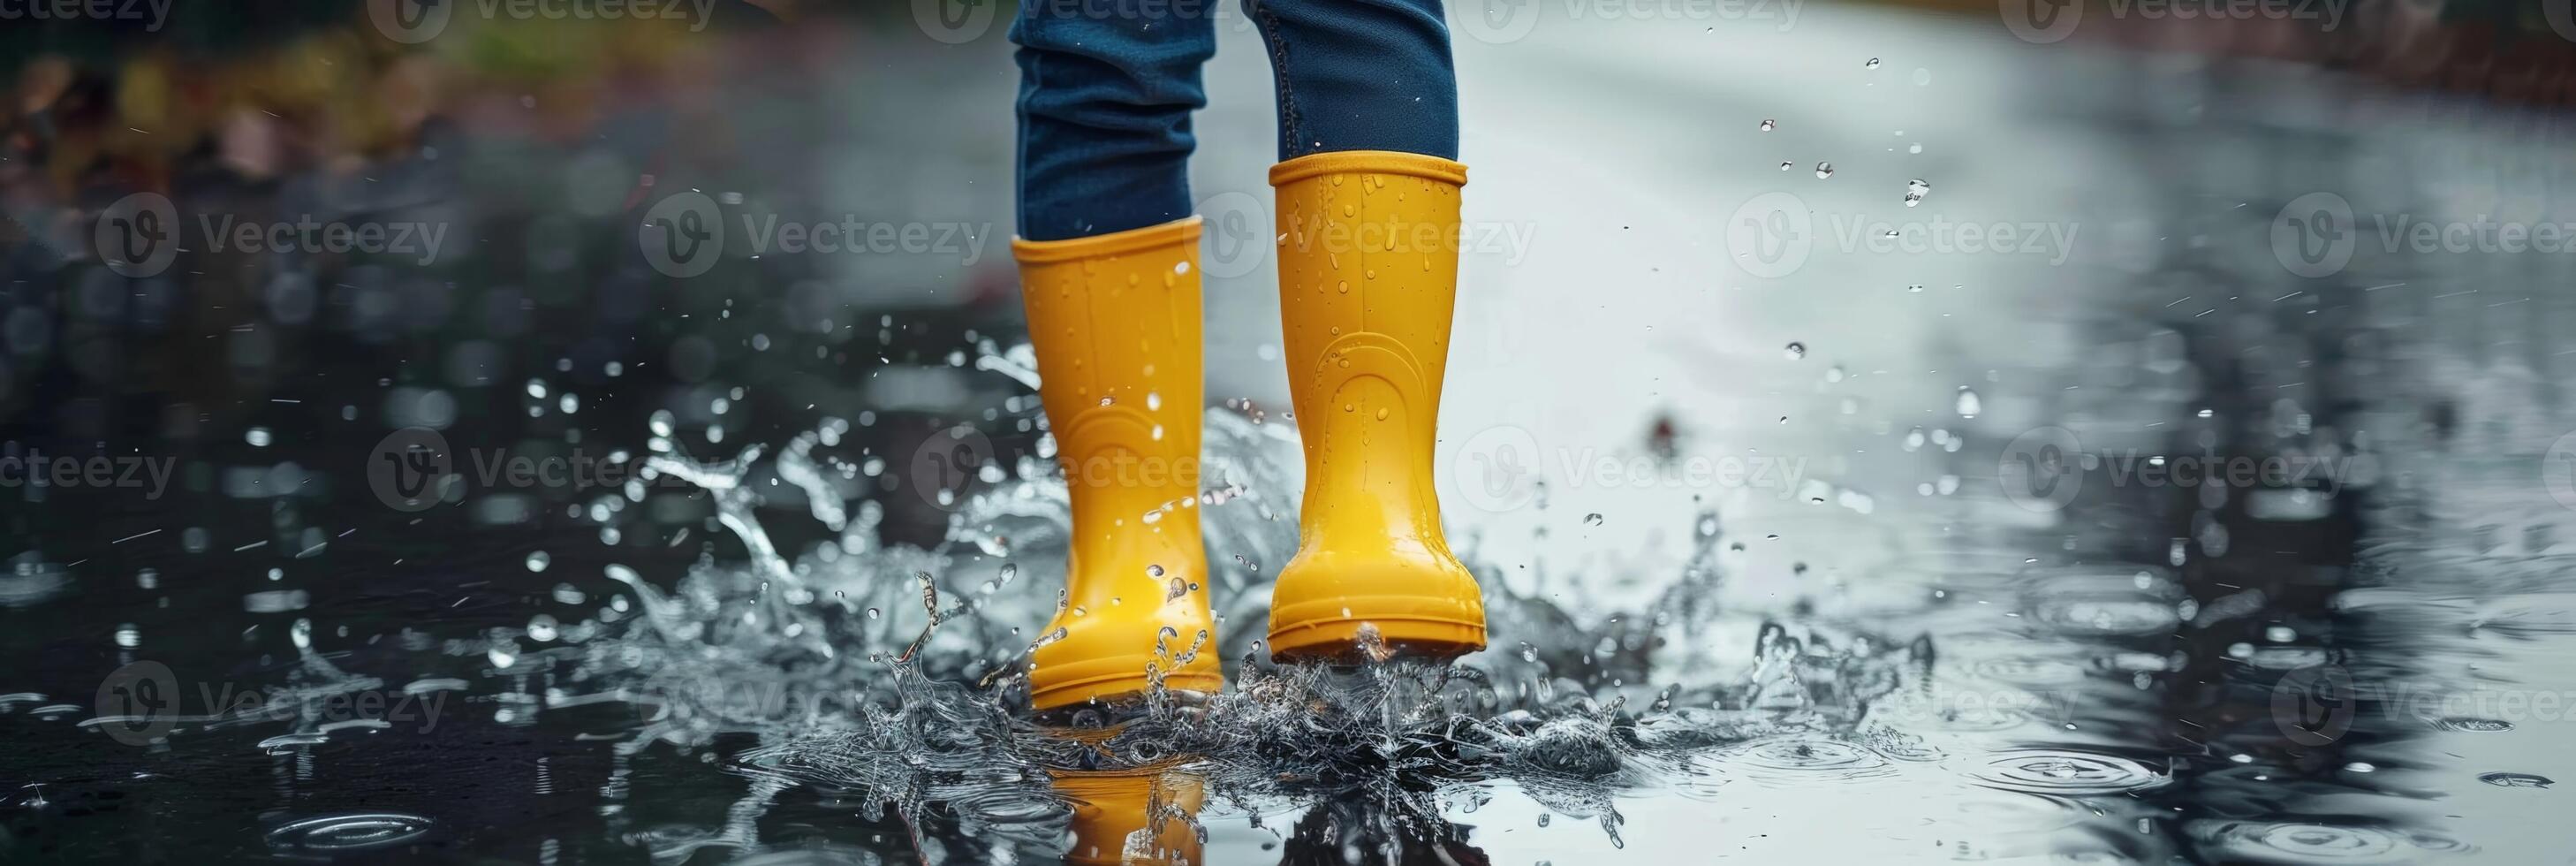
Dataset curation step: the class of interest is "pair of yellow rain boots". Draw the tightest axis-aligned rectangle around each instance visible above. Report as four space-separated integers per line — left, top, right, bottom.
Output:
1013 151 1486 711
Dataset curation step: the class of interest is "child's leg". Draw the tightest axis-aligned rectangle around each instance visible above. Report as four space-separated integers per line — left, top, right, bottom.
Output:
1246 0 1487 662
1246 0 1459 161
1010 1 1223 710
1012 0 1220 240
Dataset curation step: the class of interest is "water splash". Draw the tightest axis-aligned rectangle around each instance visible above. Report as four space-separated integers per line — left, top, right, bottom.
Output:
25 345 1933 859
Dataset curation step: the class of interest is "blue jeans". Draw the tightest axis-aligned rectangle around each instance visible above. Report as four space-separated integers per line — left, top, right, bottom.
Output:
1011 0 1459 241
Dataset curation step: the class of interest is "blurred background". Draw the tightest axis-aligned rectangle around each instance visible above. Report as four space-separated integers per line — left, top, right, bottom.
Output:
5 0 2576 863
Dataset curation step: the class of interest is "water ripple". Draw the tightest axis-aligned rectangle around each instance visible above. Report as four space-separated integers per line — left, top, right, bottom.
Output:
1968 654 2095 686
2476 771 2552 788
1700 736 1897 785
2186 821 2474 864
264 813 435 852
2430 718 2515 733
1960 748 2169 795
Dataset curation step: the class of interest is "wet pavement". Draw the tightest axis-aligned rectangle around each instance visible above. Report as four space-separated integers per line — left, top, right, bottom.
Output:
4 4 2575 865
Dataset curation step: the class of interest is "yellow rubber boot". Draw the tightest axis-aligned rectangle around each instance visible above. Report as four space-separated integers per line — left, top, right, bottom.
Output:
1050 765 1205 865
1013 217 1222 710
1264 151 1487 662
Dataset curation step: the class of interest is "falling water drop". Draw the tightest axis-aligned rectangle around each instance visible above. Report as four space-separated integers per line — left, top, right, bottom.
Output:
1784 342 1807 360
1758 118 1776 132
1955 387 1982 419
1815 162 1834 179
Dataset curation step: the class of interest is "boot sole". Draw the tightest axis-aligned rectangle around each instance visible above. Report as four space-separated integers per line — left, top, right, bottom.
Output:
1266 595 1486 663
1029 653 1224 711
